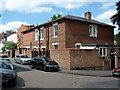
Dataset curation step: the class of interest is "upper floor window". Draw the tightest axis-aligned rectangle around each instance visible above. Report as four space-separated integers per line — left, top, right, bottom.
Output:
40 27 44 40
99 47 107 57
89 25 97 37
53 23 58 37
35 29 39 41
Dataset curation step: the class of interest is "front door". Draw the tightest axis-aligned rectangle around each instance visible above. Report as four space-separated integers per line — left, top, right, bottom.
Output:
111 58 115 70
110 48 115 70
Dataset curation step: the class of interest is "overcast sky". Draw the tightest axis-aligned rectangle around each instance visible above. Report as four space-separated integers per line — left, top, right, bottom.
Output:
0 0 119 34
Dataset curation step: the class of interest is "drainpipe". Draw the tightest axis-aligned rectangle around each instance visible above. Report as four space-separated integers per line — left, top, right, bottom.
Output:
46 27 49 57
37 26 41 57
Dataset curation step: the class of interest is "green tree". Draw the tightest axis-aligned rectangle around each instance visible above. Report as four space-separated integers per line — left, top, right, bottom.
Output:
57 14 62 18
51 15 57 20
51 14 62 20
5 30 15 34
111 1 120 29
114 33 120 45
1 43 17 51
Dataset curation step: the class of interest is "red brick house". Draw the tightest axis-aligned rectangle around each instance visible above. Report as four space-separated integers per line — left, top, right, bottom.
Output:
16 24 34 54
16 12 120 70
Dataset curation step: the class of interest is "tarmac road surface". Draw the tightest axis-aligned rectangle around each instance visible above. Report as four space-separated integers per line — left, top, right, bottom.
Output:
4 59 120 89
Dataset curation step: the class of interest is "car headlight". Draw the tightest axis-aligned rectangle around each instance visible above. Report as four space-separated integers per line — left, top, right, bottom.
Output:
46 65 53 67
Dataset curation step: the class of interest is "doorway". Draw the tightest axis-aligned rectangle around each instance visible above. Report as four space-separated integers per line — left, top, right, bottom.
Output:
110 48 115 70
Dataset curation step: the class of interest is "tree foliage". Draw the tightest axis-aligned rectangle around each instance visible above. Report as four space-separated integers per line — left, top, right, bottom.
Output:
1 43 17 51
5 30 15 34
51 14 62 20
114 33 120 45
111 1 120 29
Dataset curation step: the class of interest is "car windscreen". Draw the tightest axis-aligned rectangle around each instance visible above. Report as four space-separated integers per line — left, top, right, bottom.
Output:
21 55 29 58
0 62 13 70
41 58 53 63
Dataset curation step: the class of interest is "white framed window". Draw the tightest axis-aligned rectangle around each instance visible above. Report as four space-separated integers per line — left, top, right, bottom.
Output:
35 29 39 41
99 47 107 57
40 27 44 40
53 23 58 38
52 42 58 49
75 43 82 49
89 25 97 37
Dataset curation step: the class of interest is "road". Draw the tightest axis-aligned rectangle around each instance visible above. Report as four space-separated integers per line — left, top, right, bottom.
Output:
6 59 120 88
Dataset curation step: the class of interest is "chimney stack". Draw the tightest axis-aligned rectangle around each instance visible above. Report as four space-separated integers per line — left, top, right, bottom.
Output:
84 11 91 19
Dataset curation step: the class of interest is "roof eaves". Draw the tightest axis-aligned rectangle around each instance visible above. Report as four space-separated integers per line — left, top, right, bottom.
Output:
21 27 35 33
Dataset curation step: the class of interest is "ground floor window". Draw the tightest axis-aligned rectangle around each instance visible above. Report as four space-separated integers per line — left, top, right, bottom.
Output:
52 42 58 49
99 47 107 57
53 45 58 49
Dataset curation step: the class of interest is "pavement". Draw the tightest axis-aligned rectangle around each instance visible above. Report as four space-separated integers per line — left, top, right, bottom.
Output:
59 68 113 77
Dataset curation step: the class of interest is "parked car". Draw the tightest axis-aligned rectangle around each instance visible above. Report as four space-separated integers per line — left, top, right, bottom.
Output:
30 57 59 71
14 54 31 65
0 60 17 86
112 67 120 78
0 54 9 58
0 58 10 61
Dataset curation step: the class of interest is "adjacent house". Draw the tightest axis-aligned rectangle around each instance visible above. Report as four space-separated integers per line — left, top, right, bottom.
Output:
0 32 15 53
7 33 17 43
16 12 120 70
16 24 35 54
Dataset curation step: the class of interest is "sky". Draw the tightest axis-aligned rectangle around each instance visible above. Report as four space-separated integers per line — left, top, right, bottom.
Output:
0 0 119 34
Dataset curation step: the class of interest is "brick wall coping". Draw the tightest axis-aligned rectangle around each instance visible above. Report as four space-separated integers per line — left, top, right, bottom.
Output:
50 48 98 51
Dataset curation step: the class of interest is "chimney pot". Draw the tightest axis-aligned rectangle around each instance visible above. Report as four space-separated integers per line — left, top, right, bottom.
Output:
84 11 91 19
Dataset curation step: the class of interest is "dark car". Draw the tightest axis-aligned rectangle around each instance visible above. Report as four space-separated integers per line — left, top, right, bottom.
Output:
112 68 120 78
0 60 17 86
0 58 10 61
30 57 59 71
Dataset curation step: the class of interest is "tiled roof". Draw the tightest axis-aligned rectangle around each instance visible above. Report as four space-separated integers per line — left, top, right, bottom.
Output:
22 15 115 33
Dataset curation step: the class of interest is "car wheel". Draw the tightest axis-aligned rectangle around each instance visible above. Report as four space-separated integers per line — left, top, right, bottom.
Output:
20 61 23 65
30 63 34 69
43 66 47 71
11 81 16 86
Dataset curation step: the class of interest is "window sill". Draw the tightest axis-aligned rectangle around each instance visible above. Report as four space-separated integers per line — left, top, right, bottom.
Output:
89 35 97 37
40 38 44 40
53 36 58 38
100 56 107 58
34 39 38 41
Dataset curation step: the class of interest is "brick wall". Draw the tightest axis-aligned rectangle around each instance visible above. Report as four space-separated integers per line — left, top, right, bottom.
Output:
69 49 104 69
65 19 114 48
50 49 71 69
50 48 108 69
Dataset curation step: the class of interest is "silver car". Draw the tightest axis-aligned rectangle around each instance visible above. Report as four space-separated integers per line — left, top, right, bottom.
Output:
14 54 31 65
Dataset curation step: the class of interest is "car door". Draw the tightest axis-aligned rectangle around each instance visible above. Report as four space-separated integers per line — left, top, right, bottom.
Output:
37 59 43 69
32 58 38 68
15 55 20 63
18 55 21 63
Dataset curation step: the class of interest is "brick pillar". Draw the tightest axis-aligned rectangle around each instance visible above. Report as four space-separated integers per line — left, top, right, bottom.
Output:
115 54 118 68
